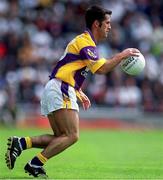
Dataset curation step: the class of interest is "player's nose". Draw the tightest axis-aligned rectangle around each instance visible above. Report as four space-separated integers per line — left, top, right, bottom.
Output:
108 25 111 30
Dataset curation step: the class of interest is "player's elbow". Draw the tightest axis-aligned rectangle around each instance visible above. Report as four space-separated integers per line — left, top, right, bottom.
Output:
96 64 108 74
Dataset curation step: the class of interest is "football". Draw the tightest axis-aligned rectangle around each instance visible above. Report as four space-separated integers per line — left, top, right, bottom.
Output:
120 53 145 75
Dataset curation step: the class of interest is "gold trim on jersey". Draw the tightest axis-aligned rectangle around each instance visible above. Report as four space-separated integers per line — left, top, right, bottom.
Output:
85 58 106 73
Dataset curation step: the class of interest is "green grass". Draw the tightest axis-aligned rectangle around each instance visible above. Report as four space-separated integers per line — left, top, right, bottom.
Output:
0 127 163 179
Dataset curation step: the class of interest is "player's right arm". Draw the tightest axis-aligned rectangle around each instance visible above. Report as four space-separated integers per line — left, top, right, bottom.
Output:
76 89 91 110
96 48 140 74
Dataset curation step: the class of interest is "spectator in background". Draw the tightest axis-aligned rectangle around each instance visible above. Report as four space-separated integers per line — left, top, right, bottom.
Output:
0 0 163 130
117 77 142 107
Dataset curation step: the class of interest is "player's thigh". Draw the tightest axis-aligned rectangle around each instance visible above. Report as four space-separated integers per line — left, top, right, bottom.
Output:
48 113 61 137
48 109 79 137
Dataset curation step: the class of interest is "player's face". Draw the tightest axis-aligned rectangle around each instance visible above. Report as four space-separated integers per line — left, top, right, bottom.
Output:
98 14 111 40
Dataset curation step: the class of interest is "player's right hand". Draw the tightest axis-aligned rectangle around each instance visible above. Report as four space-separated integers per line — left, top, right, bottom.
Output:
76 89 91 110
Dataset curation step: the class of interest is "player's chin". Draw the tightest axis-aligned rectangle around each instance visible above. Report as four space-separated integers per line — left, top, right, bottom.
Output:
100 34 108 41
105 32 109 38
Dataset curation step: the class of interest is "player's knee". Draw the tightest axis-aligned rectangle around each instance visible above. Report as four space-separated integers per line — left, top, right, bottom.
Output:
69 132 79 144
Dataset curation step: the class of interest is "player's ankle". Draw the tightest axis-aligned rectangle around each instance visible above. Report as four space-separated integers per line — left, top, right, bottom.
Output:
19 137 32 150
30 153 48 167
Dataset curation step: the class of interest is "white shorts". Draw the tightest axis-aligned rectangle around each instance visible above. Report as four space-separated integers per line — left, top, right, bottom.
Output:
41 78 79 116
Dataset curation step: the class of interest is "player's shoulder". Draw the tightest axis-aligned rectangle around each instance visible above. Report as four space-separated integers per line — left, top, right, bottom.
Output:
75 31 96 49
76 32 92 42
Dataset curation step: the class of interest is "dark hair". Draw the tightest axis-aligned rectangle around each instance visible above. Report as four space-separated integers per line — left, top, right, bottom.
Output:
85 5 112 29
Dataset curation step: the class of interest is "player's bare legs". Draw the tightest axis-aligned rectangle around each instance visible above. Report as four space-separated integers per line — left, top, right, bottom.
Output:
41 109 79 158
6 109 79 176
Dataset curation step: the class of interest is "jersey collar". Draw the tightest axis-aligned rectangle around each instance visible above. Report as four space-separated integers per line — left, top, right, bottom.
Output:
85 28 97 45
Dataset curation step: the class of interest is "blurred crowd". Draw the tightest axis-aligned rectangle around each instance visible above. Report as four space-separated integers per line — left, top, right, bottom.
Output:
0 0 163 123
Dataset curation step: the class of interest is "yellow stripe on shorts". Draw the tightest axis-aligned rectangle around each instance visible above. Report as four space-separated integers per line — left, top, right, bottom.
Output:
62 94 72 109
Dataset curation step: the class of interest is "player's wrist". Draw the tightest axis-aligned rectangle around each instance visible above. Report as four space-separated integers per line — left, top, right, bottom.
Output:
113 53 124 63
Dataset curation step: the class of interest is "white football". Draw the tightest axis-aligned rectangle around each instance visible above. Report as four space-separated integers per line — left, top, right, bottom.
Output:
120 53 145 75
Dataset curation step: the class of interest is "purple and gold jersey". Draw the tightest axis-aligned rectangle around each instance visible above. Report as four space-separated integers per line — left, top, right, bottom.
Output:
49 29 106 90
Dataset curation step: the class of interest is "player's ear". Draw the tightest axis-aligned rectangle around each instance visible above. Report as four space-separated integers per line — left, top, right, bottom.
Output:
94 20 100 28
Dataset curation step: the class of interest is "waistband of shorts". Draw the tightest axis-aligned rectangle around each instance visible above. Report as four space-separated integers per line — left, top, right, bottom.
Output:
49 77 80 91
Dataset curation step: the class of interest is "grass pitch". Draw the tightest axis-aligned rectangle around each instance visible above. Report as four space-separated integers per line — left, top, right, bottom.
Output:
0 127 163 179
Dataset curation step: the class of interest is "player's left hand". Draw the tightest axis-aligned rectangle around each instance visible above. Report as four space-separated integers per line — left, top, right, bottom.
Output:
77 89 91 110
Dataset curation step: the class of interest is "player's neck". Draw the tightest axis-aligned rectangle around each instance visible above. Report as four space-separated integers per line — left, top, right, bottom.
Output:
91 29 100 44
